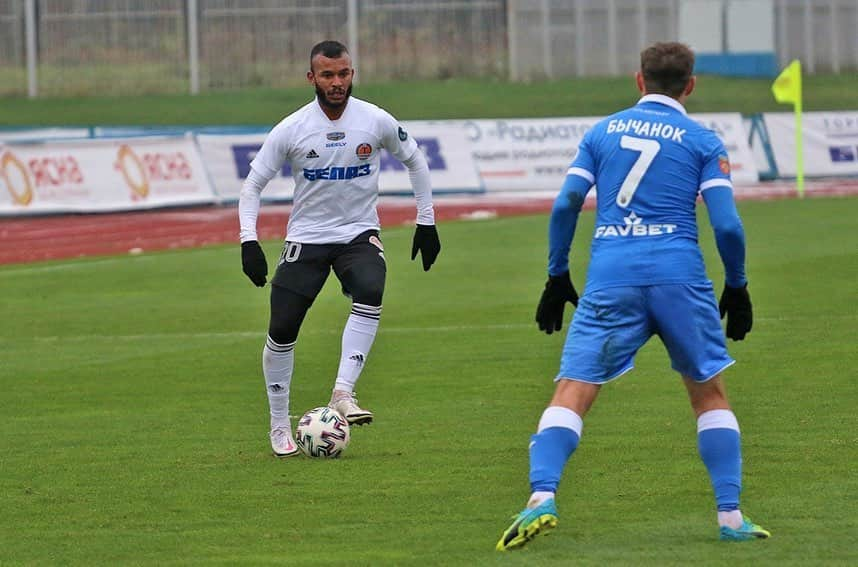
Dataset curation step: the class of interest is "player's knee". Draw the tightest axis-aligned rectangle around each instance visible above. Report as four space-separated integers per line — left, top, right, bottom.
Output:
346 275 384 306
351 286 383 307
268 305 305 344
268 285 314 344
267 319 300 345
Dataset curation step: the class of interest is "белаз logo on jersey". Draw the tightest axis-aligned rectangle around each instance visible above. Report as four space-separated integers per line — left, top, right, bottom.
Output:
594 211 678 239
303 164 371 181
356 143 373 160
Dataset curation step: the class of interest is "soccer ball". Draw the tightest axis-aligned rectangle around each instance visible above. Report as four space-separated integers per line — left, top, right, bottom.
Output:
295 406 351 458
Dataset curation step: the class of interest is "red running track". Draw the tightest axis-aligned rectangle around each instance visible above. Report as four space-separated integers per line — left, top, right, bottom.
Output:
1 180 856 265
0 195 557 265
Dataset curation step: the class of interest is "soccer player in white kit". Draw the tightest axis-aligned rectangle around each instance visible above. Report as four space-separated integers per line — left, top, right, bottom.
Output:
238 40 441 457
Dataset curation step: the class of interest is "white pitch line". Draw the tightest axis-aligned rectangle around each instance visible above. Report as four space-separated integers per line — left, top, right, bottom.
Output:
0 246 234 277
4 323 534 344
0 256 154 275
2 315 854 344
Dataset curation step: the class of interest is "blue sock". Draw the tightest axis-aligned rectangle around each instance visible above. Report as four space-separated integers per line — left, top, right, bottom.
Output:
529 426 580 493
697 410 742 512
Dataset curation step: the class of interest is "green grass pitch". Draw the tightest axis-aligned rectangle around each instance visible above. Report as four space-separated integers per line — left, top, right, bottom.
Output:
1 197 856 565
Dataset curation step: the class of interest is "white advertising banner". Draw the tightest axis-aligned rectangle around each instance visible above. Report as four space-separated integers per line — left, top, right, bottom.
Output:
0 137 216 214
456 117 599 192
456 113 758 192
764 111 858 176
198 121 482 200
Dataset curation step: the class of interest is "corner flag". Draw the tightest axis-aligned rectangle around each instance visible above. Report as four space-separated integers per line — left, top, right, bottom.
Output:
772 60 804 197
772 60 801 105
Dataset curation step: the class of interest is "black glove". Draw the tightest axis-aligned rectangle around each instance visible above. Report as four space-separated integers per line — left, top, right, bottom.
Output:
719 283 753 341
536 272 579 334
241 240 268 287
411 224 441 271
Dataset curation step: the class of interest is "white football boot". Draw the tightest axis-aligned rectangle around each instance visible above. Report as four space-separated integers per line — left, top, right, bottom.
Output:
270 426 299 457
329 391 373 425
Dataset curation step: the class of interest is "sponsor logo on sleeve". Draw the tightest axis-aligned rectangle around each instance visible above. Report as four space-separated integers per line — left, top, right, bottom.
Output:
398 126 408 141
718 154 731 174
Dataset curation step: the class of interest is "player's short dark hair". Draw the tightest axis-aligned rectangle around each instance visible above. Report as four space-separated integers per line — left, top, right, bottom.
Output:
640 42 695 98
310 40 349 69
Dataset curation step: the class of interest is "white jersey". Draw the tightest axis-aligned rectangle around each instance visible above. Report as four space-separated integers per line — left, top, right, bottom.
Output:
250 96 420 244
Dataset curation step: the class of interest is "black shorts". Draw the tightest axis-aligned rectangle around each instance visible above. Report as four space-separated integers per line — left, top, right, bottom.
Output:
271 229 387 301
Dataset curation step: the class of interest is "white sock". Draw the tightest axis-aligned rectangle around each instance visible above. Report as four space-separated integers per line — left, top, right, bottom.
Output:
527 491 555 508
718 509 744 529
263 336 295 430
333 303 381 393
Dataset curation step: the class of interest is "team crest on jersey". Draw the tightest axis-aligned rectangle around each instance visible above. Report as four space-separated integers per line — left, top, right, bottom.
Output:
718 155 731 174
398 126 408 141
369 235 384 251
327 131 346 141
356 143 373 160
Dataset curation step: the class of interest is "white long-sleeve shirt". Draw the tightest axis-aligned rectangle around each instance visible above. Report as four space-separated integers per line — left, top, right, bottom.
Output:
239 96 434 244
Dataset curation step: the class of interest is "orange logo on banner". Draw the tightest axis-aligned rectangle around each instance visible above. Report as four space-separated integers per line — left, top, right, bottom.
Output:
114 144 149 199
0 151 34 206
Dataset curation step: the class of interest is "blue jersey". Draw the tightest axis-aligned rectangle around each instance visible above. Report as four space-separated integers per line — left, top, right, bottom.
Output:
550 94 740 292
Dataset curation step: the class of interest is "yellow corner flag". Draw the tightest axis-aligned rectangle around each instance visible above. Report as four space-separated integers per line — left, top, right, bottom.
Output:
772 60 804 197
772 59 802 105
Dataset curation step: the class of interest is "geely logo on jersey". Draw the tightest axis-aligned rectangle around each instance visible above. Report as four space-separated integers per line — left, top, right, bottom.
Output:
594 211 677 239
327 132 346 141
356 143 373 160
325 141 347 148
303 164 371 181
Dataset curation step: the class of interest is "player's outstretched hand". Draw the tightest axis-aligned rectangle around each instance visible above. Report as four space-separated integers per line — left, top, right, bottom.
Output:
719 283 753 340
411 224 441 271
241 240 268 287
536 272 579 334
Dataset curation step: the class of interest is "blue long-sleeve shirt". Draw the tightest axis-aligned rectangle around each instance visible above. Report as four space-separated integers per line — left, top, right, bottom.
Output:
548 94 747 290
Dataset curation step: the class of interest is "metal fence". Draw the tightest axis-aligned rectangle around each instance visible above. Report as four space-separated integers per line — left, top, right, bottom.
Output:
509 0 680 81
1 0 856 98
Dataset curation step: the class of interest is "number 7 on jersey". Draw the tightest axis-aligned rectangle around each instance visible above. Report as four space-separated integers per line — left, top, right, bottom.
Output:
616 135 661 208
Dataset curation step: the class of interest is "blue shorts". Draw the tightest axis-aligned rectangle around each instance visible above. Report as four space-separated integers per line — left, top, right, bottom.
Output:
558 283 734 383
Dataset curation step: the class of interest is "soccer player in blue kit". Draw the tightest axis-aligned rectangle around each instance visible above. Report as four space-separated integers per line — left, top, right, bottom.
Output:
497 42 770 551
